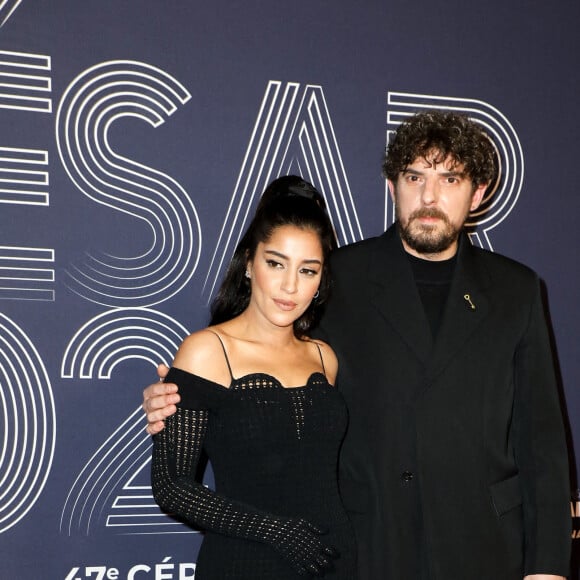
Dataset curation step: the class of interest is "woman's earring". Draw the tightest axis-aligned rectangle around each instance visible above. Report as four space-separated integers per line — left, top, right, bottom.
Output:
313 290 319 300
245 270 251 279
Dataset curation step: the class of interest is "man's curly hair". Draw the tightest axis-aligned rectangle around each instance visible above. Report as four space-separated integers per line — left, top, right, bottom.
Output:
382 111 498 187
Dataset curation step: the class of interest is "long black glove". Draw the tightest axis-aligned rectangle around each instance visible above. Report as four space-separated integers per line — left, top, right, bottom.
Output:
151 406 338 576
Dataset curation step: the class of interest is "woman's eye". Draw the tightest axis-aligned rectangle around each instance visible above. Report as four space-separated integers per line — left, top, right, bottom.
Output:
266 260 282 268
300 268 318 276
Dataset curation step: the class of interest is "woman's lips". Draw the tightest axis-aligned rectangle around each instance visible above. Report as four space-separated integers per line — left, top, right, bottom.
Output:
273 299 297 310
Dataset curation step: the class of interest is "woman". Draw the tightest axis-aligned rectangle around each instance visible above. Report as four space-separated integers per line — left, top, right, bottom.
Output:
151 176 356 578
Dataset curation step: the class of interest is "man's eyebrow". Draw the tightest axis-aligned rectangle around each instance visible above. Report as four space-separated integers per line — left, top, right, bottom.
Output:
402 168 465 177
441 169 466 177
264 249 321 265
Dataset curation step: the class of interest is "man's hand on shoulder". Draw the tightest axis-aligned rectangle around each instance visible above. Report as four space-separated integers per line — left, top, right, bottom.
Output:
142 363 178 435
143 329 231 435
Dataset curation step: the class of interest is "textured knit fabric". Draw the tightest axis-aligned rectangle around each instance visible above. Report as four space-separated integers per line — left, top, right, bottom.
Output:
152 366 356 579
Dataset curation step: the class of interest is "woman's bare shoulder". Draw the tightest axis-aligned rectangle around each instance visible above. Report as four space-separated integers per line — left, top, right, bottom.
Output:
309 338 338 384
172 328 231 386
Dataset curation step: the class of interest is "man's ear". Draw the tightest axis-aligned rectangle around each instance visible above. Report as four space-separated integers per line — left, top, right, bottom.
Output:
470 182 487 211
387 179 396 203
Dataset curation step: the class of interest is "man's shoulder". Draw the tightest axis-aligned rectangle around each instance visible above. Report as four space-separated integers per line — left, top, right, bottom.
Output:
469 244 538 285
332 232 390 263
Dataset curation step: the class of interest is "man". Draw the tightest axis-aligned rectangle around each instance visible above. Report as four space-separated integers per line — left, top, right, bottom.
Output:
143 111 571 579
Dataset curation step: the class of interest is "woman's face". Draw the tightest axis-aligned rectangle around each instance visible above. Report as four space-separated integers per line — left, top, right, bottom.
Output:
246 225 323 329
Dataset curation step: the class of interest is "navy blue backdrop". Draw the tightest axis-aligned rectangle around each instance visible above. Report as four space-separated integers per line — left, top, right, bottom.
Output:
0 1 578 578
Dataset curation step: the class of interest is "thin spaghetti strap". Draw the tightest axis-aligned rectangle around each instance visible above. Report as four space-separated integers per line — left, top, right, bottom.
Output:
206 330 234 380
313 341 326 377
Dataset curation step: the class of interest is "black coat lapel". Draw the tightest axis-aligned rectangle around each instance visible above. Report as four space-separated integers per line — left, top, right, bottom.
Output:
368 226 433 365
427 234 491 381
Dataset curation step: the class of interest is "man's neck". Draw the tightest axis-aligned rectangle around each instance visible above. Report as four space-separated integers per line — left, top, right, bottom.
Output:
400 238 459 262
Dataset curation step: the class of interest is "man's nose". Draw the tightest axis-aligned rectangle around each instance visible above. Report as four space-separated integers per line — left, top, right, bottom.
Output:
421 178 439 205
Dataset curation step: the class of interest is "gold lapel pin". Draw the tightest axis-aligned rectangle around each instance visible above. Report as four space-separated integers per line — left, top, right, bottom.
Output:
463 293 476 311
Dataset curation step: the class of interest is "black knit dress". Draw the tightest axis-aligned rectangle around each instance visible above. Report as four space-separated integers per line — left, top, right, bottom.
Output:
151 364 356 579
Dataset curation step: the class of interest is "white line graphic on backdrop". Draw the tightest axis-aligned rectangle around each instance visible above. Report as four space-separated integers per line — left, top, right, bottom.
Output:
61 308 187 379
0 147 49 205
56 60 200 306
60 308 190 535
385 92 524 251
104 456 198 535
203 80 363 302
0 1 21 28
0 246 55 301
0 313 56 533
0 51 54 301
0 50 51 112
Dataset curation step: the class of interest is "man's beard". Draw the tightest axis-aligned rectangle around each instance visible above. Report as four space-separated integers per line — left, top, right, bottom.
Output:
397 207 465 255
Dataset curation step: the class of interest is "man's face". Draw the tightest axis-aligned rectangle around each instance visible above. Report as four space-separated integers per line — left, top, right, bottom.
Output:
388 154 487 261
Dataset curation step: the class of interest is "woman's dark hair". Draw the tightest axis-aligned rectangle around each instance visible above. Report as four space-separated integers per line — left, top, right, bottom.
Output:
382 110 498 187
210 175 337 337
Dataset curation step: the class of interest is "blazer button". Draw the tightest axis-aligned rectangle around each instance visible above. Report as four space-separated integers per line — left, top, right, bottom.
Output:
401 471 414 482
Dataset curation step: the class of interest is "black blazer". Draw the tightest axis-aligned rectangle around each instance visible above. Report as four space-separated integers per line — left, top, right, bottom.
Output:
318 225 571 580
